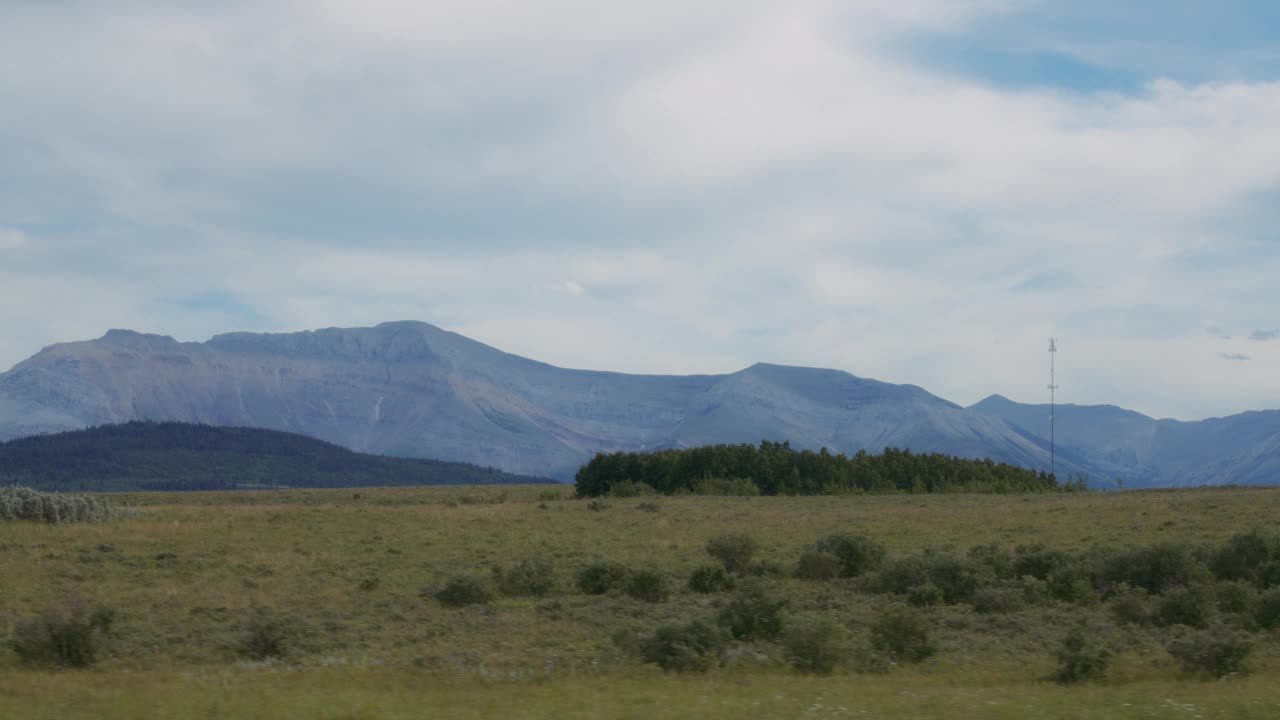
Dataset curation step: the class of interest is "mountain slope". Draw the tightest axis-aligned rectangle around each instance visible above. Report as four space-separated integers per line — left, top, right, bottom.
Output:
969 395 1280 488
0 322 1064 481
0 421 548 492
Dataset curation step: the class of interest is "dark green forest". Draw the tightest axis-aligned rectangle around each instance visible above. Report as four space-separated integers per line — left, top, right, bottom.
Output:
575 441 1062 497
0 422 547 492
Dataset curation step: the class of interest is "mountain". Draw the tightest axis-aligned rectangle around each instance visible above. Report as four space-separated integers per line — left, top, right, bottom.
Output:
0 421 548 492
0 321 1273 485
969 395 1280 488
0 321 1067 481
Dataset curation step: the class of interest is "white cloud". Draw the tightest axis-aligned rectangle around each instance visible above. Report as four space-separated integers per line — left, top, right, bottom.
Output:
0 1 1278 419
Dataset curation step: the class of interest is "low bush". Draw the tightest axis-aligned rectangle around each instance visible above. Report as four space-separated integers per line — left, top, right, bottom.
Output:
1214 580 1257 615
907 583 945 608
705 533 759 574
692 477 760 496
10 601 115 667
1255 588 1280 629
1153 586 1214 628
970 586 1026 615
576 560 631 595
493 557 557 597
1047 565 1098 605
435 574 495 607
813 533 886 578
237 607 298 660
1109 585 1151 625
1166 626 1252 678
608 481 656 498
1013 543 1072 581
0 486 129 524
783 616 851 674
869 606 935 664
1096 542 1210 595
1210 529 1280 585
625 568 670 603
921 551 991 604
1052 623 1112 684
640 619 726 672
688 564 735 594
794 550 842 581
718 581 788 641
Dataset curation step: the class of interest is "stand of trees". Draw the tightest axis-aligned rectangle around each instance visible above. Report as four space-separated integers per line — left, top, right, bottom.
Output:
575 441 1060 497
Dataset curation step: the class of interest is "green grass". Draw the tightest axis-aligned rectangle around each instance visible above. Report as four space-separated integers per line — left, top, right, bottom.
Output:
2 485 1279 718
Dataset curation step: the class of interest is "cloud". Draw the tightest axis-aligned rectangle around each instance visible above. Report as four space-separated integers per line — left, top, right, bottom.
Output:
0 2 1278 420
0 229 25 249
1219 353 1251 361
1250 329 1280 341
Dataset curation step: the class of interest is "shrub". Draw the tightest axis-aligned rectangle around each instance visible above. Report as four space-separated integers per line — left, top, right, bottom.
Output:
1013 543 1071 581
813 533 886 578
640 619 726 672
718 581 788 641
705 533 759 574
608 481 656 498
1047 565 1099 605
745 559 789 578
1255 588 1280 629
0 486 129 524
237 607 297 660
692 477 760 496
576 561 631 595
794 550 843 581
967 544 1012 578
1210 529 1280 584
783 616 851 674
1214 580 1257 615
869 606 935 664
11 601 114 667
493 557 557 597
688 564 735 594
921 551 990 604
1097 542 1210 595
1166 626 1252 678
1153 586 1214 628
907 583 945 608
1109 585 1151 625
869 556 929 596
970 586 1026 615
625 568 670 603
435 574 495 607
1052 623 1112 684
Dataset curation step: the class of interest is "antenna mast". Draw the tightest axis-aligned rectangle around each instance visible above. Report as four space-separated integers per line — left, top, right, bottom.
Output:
1048 338 1059 480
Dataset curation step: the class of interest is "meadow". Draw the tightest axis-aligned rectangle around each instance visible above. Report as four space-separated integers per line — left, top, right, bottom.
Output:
2 485 1279 719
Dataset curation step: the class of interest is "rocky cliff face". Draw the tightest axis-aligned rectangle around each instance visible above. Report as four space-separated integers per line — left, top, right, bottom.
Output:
0 321 1075 480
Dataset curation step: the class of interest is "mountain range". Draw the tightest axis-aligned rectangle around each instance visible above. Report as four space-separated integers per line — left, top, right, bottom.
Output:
0 320 1275 486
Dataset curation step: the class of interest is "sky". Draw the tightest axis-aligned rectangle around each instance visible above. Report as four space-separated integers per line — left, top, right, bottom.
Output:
1 1 1279 421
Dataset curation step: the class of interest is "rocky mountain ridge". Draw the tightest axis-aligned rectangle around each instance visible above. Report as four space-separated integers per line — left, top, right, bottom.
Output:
0 321 1274 485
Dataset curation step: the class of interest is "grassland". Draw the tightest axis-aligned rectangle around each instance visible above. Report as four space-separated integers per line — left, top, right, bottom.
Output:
2 485 1279 719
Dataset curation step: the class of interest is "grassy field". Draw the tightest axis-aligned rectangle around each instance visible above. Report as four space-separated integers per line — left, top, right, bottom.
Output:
2 485 1279 719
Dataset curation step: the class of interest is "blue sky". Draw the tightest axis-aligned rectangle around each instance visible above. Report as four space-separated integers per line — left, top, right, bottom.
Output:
1 1 1278 420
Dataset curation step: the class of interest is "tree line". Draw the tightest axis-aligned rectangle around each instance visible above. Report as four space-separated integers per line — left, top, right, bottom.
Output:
575 441 1062 496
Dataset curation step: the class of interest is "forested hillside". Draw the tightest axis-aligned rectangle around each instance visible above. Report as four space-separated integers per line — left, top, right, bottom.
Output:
0 422 548 491
575 441 1063 496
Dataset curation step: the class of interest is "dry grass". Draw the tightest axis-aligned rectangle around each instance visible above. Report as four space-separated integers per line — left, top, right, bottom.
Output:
2 484 1278 718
